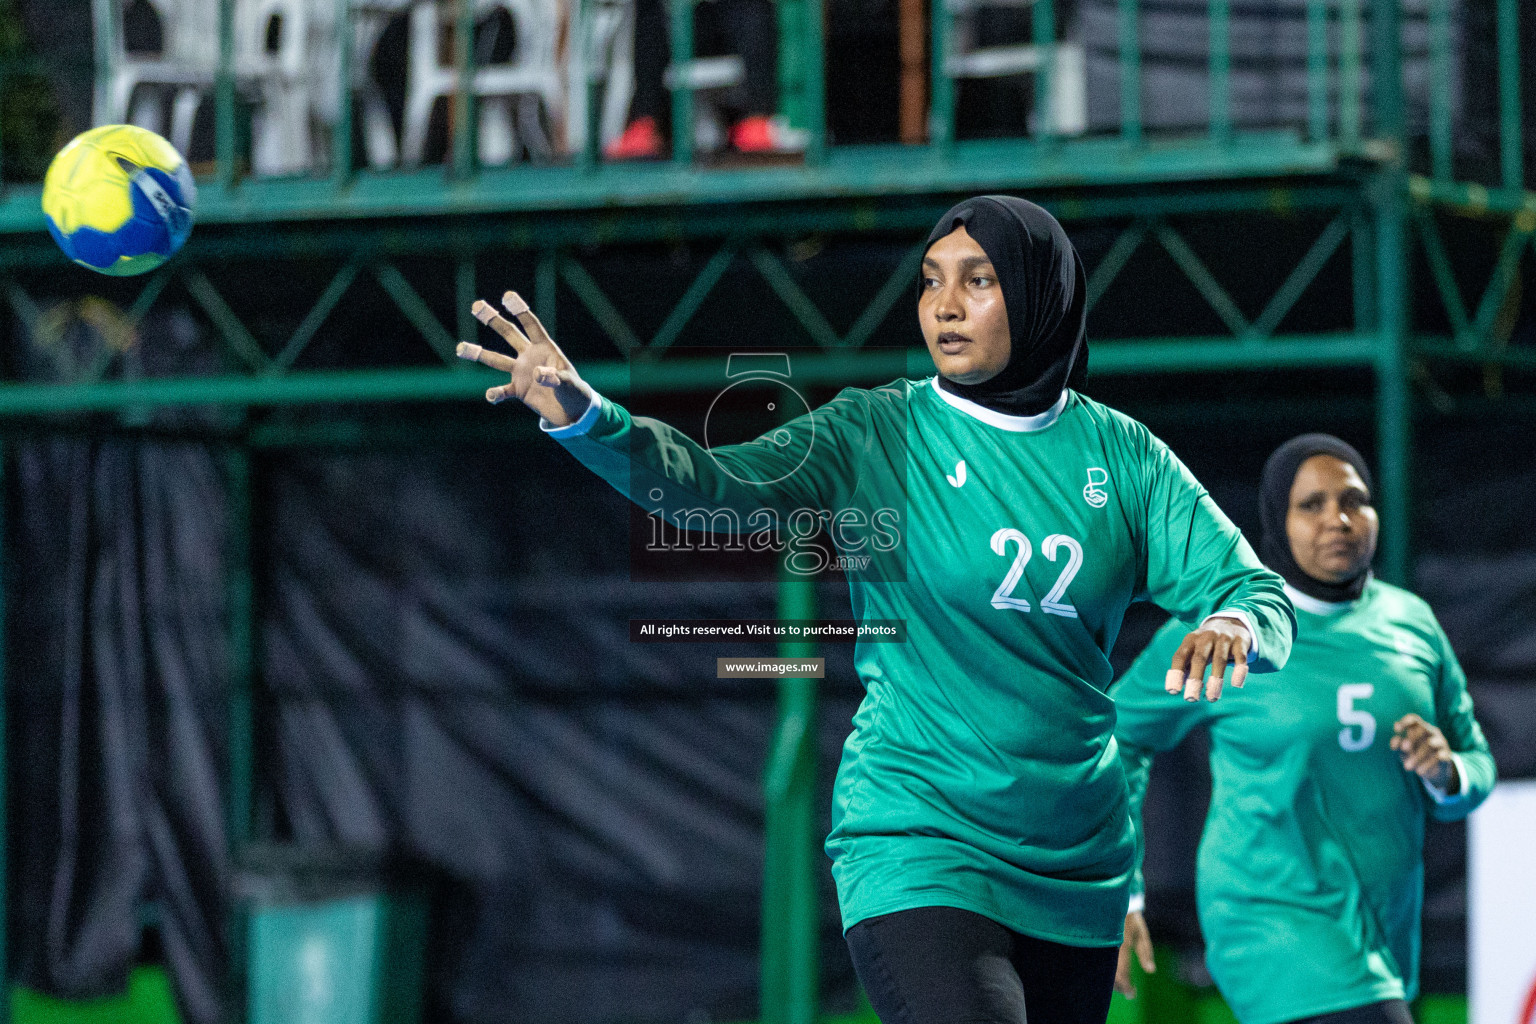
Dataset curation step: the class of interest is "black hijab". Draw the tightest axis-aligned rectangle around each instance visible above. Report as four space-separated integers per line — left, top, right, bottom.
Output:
1259 434 1375 603
922 195 1089 417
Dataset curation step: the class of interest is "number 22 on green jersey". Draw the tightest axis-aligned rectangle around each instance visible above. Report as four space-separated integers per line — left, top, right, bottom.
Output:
989 528 1085 618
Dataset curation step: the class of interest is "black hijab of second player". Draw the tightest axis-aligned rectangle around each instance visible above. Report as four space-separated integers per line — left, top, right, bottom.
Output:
1259 433 1376 603
922 195 1090 417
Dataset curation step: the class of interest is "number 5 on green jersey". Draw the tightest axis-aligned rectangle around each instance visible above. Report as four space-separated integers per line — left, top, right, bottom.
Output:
1337 682 1376 752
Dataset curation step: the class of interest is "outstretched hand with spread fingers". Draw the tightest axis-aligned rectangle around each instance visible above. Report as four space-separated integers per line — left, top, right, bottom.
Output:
457 290 595 427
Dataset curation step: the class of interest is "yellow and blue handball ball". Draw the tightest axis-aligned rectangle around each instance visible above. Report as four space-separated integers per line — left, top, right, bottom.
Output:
42 124 196 277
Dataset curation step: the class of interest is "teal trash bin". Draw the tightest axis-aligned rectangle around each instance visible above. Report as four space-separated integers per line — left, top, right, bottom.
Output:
238 846 430 1024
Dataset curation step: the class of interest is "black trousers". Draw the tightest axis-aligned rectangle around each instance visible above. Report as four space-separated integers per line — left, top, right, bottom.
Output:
844 906 1120 1024
1286 1001 1415 1024
631 0 778 124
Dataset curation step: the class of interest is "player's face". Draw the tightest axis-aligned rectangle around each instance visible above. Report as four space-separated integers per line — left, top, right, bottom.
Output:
919 227 1011 385
1286 454 1379 583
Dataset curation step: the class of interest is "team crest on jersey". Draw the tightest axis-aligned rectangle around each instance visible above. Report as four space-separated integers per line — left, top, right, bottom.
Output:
1083 468 1109 508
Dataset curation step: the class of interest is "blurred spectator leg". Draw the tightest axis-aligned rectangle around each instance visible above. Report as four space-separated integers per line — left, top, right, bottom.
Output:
720 0 775 115
606 0 669 158
717 0 781 150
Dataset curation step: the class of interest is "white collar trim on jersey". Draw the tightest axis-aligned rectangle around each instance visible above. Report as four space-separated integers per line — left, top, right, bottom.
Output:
1284 582 1356 616
929 377 1068 432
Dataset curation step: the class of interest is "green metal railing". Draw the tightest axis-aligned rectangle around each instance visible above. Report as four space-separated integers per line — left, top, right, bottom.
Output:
0 2 1531 1023
0 0 1521 220
0 445 7 1022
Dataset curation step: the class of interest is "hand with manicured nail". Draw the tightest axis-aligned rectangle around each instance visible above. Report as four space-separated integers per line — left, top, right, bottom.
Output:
457 291 596 426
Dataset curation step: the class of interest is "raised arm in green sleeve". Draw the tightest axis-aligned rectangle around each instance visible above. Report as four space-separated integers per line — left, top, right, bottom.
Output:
549 387 872 523
1135 434 1296 672
1113 617 1216 899
1426 620 1497 822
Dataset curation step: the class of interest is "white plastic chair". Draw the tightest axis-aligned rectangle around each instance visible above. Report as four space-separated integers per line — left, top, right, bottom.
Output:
307 0 413 170
563 0 635 153
945 0 1087 136
401 0 567 166
238 0 315 174
95 0 220 155
664 54 746 153
246 0 417 174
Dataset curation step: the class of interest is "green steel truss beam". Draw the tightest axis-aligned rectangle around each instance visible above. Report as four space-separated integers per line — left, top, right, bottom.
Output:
0 183 1372 272
0 336 1389 419
0 182 1428 419
650 242 743 354
1409 181 1536 364
184 270 271 372
3 177 1529 423
0 134 1350 241
273 260 363 371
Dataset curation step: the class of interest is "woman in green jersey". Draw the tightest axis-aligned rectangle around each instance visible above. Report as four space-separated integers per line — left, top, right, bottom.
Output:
458 196 1297 1024
1112 434 1496 1024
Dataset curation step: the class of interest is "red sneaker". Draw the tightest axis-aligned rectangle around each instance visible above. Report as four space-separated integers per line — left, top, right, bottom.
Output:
729 114 777 153
729 114 808 154
605 116 664 160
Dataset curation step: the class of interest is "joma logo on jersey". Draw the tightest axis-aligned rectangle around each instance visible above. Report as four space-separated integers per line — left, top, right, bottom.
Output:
1083 468 1109 508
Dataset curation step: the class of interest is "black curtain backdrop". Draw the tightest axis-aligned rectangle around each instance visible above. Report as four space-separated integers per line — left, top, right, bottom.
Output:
7 406 1536 1023
255 443 865 1023
10 438 229 1024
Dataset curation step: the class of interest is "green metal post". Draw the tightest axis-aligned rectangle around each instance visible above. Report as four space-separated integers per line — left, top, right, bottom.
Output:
930 0 955 148
1118 0 1140 145
1339 0 1362 145
1304 0 1327 143
1369 0 1404 170
223 446 255 1021
1370 0 1404 168
803 0 827 163
1497 0 1524 190
1208 0 1231 145
1375 201 1410 586
776 0 825 159
217 0 236 187
0 65 7 189
761 571 819 1024
671 0 695 165
1371 0 1409 586
453 0 478 177
333 0 354 186
1032 0 1057 141
92 0 117 128
0 442 8 1023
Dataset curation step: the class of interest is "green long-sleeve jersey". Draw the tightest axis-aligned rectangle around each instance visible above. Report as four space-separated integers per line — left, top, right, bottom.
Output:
546 376 1295 946
1114 580 1496 1024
